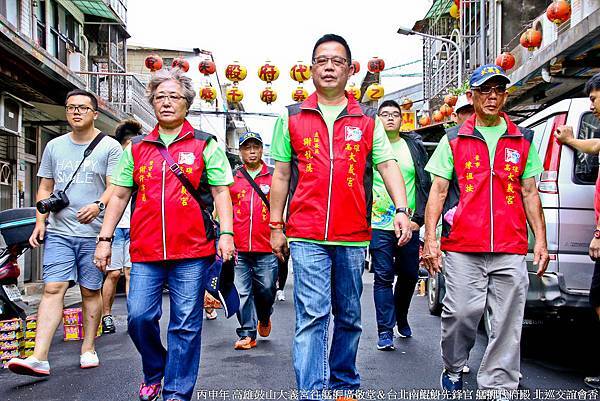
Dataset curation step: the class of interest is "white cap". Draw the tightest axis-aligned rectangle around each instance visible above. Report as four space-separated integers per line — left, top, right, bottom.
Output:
454 95 473 113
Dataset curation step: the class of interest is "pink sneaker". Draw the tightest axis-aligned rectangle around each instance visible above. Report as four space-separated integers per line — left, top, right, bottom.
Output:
139 382 162 401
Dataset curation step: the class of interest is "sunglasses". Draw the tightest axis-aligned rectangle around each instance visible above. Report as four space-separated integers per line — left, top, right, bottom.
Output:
473 84 507 95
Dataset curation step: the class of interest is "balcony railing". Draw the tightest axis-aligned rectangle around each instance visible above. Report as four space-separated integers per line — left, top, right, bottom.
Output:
423 39 460 104
75 71 156 130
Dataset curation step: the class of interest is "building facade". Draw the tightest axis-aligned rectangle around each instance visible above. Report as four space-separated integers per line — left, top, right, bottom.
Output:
414 0 600 120
0 0 154 285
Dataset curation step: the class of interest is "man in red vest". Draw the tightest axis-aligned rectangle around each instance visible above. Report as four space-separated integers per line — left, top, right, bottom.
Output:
230 132 278 351
270 34 411 400
423 64 549 395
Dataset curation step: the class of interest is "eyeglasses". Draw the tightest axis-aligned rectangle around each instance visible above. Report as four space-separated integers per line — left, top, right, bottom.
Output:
154 94 185 103
379 112 401 118
473 84 507 95
65 105 95 114
312 56 348 67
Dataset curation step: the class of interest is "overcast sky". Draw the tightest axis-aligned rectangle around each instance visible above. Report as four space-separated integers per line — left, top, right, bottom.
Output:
127 0 433 143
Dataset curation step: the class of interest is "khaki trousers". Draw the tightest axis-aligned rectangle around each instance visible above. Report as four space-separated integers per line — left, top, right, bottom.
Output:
441 251 528 390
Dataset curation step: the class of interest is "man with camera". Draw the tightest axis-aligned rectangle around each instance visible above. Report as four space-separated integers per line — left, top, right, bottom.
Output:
7 89 122 377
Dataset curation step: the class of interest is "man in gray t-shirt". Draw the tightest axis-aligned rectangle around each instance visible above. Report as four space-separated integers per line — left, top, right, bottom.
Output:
7 90 122 378
38 131 121 237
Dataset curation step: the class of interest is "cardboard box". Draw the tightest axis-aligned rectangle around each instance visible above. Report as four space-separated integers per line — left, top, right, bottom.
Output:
63 325 83 341
0 348 20 367
0 318 21 332
0 339 20 351
25 315 37 330
62 324 101 342
0 330 22 341
63 308 83 326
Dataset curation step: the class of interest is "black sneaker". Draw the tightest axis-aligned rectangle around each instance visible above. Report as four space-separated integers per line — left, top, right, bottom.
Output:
102 315 116 334
585 376 600 390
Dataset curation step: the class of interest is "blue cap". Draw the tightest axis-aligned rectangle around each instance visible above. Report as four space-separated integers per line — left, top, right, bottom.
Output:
239 131 263 146
206 256 240 319
469 64 511 88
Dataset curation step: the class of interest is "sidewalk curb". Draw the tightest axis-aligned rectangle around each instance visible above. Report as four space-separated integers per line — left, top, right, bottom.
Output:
21 284 83 314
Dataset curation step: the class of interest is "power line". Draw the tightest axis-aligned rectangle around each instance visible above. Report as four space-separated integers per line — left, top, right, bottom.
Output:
383 60 422 71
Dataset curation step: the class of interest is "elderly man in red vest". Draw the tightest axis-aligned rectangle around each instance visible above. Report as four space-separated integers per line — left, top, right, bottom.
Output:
229 131 278 351
270 34 411 400
423 64 549 396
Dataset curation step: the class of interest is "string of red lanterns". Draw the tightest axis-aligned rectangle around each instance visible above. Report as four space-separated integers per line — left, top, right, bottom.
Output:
143 56 423 108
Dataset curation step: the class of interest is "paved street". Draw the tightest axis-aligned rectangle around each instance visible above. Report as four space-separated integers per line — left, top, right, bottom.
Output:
1 272 596 401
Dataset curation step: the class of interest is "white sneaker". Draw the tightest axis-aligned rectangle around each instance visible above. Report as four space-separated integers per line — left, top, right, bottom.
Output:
80 351 99 369
7 356 50 377
276 290 286 301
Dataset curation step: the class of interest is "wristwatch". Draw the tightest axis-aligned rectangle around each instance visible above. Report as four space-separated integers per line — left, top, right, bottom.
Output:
594 229 600 239
94 201 106 211
395 207 413 218
96 235 114 244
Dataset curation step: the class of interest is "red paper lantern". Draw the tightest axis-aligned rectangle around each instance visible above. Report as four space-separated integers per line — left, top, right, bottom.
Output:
546 0 571 25
444 94 458 107
225 63 247 82
367 57 385 73
199 85 217 102
144 54 163 72
520 28 542 51
440 104 454 117
495 52 516 71
198 60 216 75
351 60 360 75
433 110 444 122
290 63 311 83
366 83 385 101
171 58 189 72
226 86 244 103
258 63 280 83
292 87 308 102
346 84 361 101
260 87 278 105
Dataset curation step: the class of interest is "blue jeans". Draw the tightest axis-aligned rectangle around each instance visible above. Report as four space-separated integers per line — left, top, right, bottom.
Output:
370 229 420 334
290 241 366 399
234 252 278 339
127 257 211 401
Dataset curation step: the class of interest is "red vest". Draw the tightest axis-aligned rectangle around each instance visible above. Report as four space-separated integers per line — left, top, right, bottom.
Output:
230 163 272 253
442 113 533 255
286 92 375 242
129 120 216 262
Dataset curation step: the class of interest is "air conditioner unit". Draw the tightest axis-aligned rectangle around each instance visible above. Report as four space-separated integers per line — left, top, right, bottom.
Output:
0 94 23 136
68 51 82 71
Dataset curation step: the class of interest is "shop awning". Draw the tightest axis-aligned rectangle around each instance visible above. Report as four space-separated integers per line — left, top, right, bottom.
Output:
71 0 120 22
424 0 453 20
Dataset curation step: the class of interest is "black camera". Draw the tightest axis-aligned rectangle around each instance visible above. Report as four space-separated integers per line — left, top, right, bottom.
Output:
36 190 70 214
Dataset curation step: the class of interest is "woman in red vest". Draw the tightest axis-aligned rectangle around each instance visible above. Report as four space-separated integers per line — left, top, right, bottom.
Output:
93 69 234 401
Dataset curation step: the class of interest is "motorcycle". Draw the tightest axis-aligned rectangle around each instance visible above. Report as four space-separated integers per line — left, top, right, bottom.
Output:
0 207 37 322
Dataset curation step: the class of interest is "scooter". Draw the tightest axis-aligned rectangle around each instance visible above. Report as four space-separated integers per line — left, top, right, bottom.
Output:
0 207 37 322
0 245 30 321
